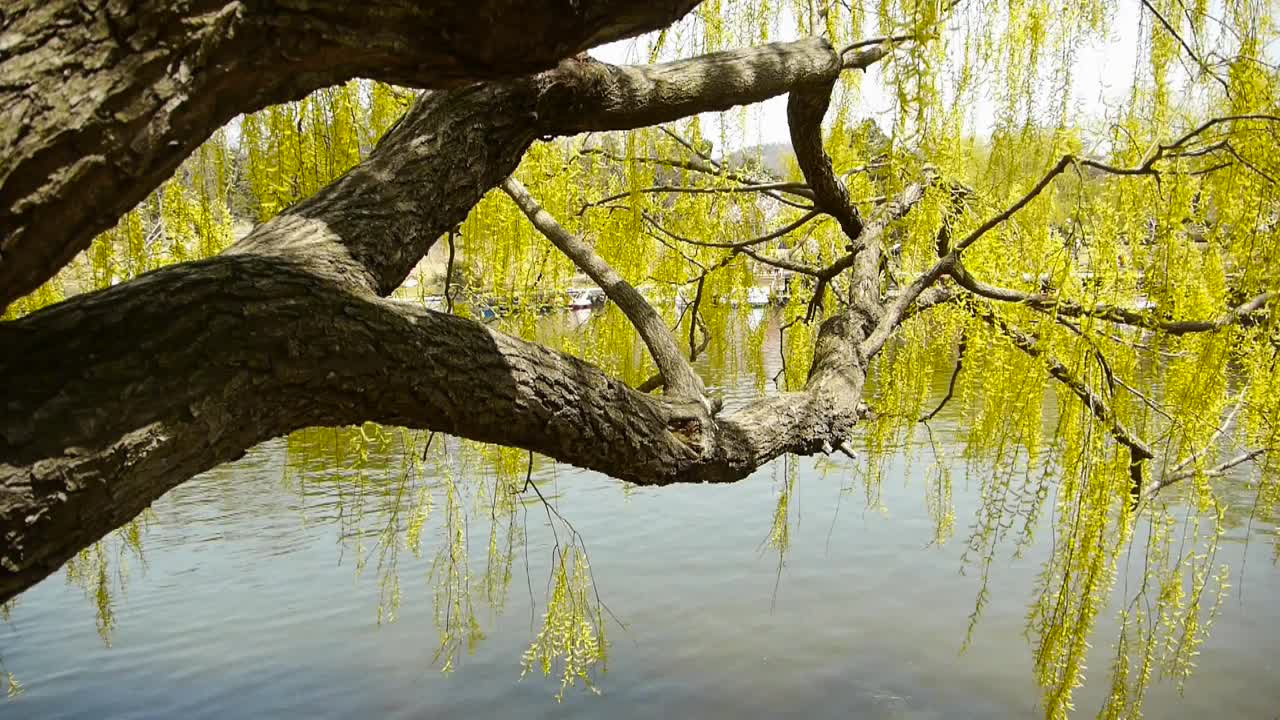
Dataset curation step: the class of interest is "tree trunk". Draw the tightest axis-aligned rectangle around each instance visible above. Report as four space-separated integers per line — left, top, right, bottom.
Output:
0 0 702 312
0 262 869 606
1 35 882 604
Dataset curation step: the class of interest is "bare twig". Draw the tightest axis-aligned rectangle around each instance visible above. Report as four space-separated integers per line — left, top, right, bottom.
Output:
1171 383 1251 475
580 181 814 214
737 245 824 277
643 209 823 250
1144 449 1266 502
660 126 717 165
1139 0 1231 94
581 147 760 186
838 0 964 65
920 332 967 421
945 115 1280 257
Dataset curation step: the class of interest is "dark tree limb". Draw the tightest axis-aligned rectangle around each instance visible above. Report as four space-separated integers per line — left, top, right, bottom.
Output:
501 177 708 402
0 248 877 604
787 78 865 242
920 332 967 422
0 0 705 312
1 32 900 604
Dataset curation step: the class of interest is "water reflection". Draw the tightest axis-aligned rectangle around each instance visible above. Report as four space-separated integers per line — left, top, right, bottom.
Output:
1 308 1277 718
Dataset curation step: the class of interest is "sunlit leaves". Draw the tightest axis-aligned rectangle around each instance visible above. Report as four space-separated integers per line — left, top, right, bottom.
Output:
520 547 609 701
62 513 150 648
2 0 1278 714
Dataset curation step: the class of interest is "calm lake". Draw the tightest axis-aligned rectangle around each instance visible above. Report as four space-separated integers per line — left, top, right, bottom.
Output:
3 309 1278 719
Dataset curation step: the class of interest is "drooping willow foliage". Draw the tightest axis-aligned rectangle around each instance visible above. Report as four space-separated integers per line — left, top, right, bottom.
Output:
5 0 1279 716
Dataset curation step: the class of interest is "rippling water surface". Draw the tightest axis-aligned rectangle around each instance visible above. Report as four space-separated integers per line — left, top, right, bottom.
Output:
3 311 1278 719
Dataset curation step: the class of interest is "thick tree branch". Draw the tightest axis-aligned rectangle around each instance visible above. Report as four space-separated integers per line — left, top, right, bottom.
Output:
783 63 895 328
787 79 865 242
637 281 710 394
0 257 702 604
3 34 885 312
501 177 708 401
0 249 877 604
0 31 906 603
537 37 850 134
227 36 891 298
229 82 542 295
0 0 704 312
836 181 931 354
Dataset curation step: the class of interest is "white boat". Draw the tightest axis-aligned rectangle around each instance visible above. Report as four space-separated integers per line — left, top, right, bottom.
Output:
566 287 605 308
746 286 771 307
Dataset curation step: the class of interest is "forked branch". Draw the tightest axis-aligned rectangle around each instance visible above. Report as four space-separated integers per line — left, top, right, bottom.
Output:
953 264 1274 335
969 303 1154 464
875 115 1280 330
502 178 708 402
1143 449 1267 502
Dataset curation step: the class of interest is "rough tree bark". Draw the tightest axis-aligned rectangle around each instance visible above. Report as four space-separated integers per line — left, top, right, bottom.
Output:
0 0 702 312
1 35 894 604
501 177 709 402
4 6 1253 615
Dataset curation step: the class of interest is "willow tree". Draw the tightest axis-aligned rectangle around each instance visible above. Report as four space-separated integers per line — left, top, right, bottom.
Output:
3 0 1279 715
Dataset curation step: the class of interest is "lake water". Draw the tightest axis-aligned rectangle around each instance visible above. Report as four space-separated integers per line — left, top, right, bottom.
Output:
2 309 1277 719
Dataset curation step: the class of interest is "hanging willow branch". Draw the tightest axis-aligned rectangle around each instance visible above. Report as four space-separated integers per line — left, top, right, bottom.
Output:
951 264 1274 335
967 301 1155 502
